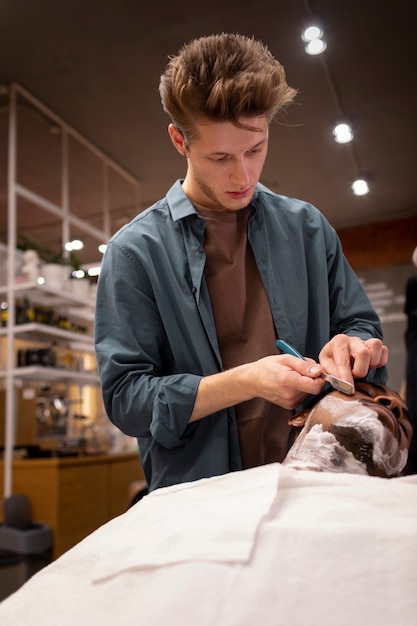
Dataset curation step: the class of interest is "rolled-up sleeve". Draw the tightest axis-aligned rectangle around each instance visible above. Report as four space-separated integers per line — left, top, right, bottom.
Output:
94 214 210 448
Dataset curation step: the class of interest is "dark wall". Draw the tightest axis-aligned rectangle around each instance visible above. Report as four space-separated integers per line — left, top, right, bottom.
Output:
338 216 417 271
337 216 417 393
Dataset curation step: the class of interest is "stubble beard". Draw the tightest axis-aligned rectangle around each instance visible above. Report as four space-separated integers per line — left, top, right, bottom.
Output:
191 166 251 212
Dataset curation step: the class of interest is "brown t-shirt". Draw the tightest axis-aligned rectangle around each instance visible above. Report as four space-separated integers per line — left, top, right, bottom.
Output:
197 204 292 468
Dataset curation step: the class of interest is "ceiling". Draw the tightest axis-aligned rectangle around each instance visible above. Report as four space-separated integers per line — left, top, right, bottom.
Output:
0 0 416 265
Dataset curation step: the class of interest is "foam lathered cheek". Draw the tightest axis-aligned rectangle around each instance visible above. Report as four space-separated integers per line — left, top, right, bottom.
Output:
283 395 409 477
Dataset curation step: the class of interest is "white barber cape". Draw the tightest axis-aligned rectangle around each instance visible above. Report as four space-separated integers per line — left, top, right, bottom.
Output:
0 463 416 626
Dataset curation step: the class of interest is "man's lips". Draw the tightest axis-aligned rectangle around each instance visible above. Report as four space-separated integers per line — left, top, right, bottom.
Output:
227 188 251 199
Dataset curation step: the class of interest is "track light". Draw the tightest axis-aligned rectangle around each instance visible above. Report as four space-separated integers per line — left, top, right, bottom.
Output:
65 239 84 251
352 179 369 196
302 25 327 55
301 26 323 42
333 123 353 143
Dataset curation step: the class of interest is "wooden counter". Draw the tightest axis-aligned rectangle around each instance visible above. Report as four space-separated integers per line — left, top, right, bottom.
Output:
0 452 145 558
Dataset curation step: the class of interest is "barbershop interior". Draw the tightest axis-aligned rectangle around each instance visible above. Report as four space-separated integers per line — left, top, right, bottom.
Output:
0 1 416 623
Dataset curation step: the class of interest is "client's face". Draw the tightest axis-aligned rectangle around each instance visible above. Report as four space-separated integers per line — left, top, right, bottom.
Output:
283 384 412 477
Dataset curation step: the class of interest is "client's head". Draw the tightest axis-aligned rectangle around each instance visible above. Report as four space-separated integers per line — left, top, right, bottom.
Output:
283 383 413 477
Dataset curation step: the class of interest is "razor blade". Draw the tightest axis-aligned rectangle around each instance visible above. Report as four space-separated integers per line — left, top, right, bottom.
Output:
276 339 355 395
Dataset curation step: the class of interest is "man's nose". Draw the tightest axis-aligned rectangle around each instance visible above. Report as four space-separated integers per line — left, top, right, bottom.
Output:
230 158 250 186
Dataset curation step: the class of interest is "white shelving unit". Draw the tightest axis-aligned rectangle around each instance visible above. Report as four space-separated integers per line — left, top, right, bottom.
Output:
1 280 100 497
0 285 98 387
1 83 141 497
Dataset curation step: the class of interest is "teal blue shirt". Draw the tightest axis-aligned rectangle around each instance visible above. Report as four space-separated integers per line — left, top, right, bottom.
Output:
94 181 387 491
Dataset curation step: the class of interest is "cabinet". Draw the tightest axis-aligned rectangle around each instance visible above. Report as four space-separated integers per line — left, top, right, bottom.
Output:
0 280 146 560
0 453 145 558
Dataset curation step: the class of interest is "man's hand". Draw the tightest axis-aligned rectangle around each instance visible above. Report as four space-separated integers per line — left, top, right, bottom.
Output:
248 354 326 410
319 335 388 385
190 353 326 421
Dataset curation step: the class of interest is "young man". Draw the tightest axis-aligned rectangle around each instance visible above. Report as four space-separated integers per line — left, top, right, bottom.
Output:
95 33 388 492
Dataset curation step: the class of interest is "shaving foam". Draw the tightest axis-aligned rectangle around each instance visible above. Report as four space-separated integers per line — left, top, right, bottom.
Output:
283 396 407 476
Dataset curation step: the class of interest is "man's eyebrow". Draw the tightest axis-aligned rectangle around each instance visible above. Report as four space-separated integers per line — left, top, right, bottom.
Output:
209 138 267 156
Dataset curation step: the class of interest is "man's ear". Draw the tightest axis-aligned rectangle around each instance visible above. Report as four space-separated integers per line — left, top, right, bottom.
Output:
168 124 187 156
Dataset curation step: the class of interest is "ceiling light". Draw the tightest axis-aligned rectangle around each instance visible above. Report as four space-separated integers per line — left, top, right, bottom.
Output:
301 26 323 42
333 123 353 143
352 179 369 196
305 39 327 55
72 269 86 279
65 239 84 251
98 244 107 254
88 266 101 277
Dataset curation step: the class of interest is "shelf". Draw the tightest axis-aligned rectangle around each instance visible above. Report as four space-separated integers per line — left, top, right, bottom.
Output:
65 307 95 323
1 85 140 500
0 366 100 386
0 322 93 348
0 280 95 309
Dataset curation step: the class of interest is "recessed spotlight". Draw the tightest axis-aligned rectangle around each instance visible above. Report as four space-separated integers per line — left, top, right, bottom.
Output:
352 179 369 196
333 123 353 143
305 39 327 55
301 26 323 42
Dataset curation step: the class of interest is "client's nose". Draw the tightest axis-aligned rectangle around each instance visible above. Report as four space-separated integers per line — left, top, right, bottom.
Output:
370 392 413 448
372 392 407 421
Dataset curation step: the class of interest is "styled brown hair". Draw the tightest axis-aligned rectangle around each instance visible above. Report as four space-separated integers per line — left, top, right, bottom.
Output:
159 33 297 144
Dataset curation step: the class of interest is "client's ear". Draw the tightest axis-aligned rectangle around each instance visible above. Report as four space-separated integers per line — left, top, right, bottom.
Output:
288 409 310 428
287 409 311 448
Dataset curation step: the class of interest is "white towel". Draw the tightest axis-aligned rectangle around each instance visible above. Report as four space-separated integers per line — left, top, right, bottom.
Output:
92 462 280 581
1 466 416 626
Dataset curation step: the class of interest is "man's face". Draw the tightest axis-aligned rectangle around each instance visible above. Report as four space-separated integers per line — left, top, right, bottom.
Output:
180 115 269 212
283 387 411 477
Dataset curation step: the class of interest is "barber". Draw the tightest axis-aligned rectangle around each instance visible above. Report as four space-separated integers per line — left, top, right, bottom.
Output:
95 33 388 491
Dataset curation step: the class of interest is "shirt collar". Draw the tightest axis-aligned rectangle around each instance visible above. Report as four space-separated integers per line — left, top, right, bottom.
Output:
166 180 198 222
166 179 266 222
